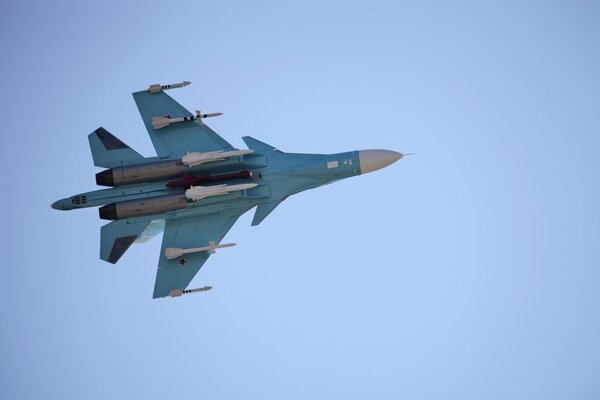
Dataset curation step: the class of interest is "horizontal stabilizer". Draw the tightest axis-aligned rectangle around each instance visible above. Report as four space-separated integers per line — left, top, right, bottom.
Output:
88 127 144 168
252 200 283 226
242 136 278 152
135 219 165 243
101 218 152 264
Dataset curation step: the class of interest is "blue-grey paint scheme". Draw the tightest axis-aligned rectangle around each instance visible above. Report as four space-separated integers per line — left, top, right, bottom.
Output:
52 85 403 298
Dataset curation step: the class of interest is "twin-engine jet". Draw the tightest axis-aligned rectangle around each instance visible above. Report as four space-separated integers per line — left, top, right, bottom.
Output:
52 81 405 298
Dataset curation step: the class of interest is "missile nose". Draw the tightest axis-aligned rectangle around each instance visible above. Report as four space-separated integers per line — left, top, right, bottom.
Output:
358 150 403 174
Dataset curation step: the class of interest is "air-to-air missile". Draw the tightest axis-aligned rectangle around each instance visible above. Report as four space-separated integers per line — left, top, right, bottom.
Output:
165 242 236 260
169 286 213 297
185 183 258 201
152 110 223 129
182 150 254 167
148 80 191 93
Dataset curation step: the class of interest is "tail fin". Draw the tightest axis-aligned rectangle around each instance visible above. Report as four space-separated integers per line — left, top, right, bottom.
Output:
100 218 153 264
88 127 144 168
242 136 278 152
252 200 283 226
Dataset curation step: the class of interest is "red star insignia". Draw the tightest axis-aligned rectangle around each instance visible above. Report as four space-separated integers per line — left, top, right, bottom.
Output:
179 258 187 266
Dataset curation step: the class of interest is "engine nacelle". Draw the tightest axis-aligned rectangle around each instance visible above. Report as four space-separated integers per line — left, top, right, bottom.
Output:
96 160 183 187
99 194 187 220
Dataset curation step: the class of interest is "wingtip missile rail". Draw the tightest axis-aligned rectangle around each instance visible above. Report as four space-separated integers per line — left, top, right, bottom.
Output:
152 110 223 130
169 286 212 297
148 80 191 93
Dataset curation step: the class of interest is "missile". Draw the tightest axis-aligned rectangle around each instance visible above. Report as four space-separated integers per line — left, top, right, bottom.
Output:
148 81 191 93
152 110 223 129
169 286 212 297
164 241 236 260
185 183 258 201
181 149 254 167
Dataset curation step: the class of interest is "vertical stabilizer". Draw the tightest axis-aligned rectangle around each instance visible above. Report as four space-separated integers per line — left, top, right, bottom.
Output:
252 200 283 226
88 127 144 168
242 136 278 152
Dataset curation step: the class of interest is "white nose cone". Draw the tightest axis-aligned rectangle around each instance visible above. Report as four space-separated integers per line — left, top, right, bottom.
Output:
358 150 403 174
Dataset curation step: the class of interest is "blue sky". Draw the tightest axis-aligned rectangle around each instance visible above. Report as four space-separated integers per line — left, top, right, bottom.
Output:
1 1 599 398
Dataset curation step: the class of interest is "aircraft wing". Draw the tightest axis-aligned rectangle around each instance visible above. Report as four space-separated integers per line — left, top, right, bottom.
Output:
152 211 246 298
132 90 234 158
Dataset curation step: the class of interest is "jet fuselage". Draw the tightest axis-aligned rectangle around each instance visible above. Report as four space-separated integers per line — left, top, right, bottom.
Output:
50 81 405 298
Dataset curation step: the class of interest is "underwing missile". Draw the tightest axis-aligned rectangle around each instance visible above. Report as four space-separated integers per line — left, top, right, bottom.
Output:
185 183 258 201
164 242 236 260
148 81 191 93
181 149 254 167
169 286 212 297
152 110 223 129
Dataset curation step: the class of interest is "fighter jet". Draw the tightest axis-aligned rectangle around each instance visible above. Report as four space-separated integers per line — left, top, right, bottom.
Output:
51 81 405 298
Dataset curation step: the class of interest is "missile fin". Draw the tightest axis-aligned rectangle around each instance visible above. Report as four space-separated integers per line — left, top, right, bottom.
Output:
152 117 171 129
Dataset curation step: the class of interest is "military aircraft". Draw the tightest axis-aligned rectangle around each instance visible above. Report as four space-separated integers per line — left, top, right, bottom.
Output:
51 81 405 299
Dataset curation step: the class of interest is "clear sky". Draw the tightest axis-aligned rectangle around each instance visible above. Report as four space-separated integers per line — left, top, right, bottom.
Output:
1 0 599 398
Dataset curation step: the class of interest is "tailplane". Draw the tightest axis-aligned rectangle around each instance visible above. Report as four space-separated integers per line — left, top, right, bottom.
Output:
100 218 153 264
